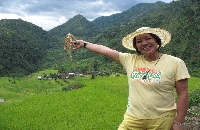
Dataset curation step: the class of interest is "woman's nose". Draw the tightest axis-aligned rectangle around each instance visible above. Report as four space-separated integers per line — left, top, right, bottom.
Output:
141 40 148 45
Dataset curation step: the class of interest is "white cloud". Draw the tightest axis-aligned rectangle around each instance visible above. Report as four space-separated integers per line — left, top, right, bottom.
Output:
0 13 67 30
0 13 20 19
23 15 68 30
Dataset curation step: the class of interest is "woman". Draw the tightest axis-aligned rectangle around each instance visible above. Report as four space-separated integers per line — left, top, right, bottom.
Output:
70 27 190 130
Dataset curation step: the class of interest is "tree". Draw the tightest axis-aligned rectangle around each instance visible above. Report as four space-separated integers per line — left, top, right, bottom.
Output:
91 60 98 79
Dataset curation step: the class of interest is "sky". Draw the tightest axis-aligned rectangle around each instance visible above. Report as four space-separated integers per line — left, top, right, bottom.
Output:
0 0 174 31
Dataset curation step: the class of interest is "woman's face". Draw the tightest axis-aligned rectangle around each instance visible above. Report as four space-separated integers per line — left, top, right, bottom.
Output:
135 33 158 55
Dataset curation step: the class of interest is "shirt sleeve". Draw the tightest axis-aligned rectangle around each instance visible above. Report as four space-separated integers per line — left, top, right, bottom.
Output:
119 52 134 70
119 52 127 68
175 60 190 81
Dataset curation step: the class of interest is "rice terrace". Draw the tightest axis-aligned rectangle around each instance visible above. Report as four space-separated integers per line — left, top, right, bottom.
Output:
0 70 199 130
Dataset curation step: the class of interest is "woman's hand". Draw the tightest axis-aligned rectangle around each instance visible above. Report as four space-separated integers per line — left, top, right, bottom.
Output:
171 123 185 130
70 40 85 50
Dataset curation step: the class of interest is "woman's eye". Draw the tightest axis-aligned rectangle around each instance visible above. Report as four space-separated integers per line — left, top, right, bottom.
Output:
136 40 142 43
146 37 152 40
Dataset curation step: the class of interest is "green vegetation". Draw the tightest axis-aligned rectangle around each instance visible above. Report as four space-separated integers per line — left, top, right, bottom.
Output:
188 77 200 107
0 19 60 77
0 74 128 130
0 72 199 130
0 0 200 77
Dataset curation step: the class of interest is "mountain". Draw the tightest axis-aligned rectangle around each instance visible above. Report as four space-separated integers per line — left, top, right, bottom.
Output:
49 2 167 40
0 0 199 77
0 19 59 76
92 2 167 32
49 14 99 40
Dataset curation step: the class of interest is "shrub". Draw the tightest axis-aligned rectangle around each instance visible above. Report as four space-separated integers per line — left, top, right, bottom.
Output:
61 82 83 92
189 87 200 107
115 73 120 77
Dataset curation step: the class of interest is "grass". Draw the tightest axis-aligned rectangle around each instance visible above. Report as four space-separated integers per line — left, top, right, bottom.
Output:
1 91 125 129
188 76 200 91
0 74 128 130
0 72 199 130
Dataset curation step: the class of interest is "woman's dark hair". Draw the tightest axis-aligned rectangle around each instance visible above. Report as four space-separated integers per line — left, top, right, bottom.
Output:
133 33 161 54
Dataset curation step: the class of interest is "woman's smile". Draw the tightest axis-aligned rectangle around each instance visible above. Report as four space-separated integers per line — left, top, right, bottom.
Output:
142 45 152 51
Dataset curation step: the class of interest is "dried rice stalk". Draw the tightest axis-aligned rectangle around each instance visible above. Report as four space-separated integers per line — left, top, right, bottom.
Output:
64 33 76 61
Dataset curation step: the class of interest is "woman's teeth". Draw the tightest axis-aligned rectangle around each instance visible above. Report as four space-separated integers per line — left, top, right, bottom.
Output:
143 46 150 50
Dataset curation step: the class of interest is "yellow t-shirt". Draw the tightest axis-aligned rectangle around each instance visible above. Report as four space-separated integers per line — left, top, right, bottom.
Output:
119 53 190 119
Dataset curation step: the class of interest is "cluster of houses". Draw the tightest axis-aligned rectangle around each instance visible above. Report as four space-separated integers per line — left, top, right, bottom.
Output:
37 72 76 80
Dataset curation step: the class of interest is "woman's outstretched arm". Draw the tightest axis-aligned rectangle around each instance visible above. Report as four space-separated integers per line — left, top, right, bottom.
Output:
71 40 121 64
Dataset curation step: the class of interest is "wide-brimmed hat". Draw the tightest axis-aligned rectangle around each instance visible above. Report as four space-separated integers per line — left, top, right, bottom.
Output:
122 27 171 50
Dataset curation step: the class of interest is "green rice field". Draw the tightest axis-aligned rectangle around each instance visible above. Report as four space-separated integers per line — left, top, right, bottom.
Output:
0 70 199 130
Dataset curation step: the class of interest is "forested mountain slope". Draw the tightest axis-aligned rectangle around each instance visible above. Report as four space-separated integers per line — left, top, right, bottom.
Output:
0 19 59 76
48 14 99 41
0 0 199 77
92 2 167 32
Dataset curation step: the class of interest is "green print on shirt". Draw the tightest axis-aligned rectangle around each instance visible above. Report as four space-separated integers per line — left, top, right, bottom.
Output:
131 68 162 84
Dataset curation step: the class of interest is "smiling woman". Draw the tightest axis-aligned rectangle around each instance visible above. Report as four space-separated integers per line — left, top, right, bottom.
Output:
69 26 190 130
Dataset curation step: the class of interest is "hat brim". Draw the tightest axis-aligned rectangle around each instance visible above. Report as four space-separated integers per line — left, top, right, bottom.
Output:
122 27 171 51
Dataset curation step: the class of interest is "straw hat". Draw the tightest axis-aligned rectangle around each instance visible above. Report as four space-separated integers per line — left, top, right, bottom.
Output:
122 27 171 50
